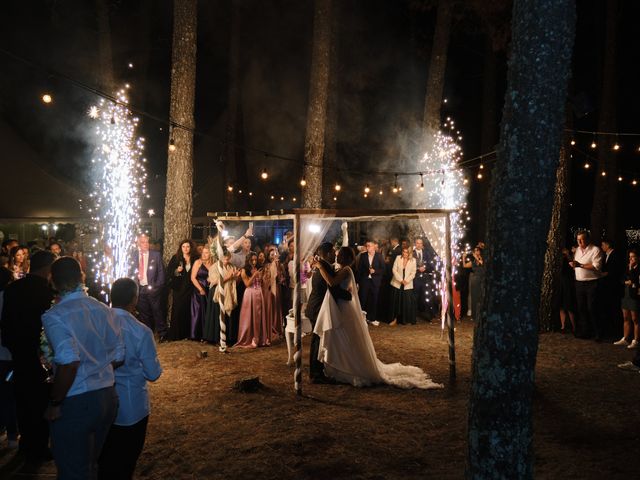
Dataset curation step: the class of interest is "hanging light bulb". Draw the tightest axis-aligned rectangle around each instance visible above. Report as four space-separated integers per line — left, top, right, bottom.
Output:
618 176 623 182
364 184 370 194
419 174 424 191
379 190 383 196
633 180 638 186
227 185 233 192
584 162 590 169
601 171 607 177
613 142 620 151
590 136 597 149
41 93 53 104
300 177 307 187
335 183 341 192
270 195 275 200
168 138 176 152
479 164 484 170
261 168 268 180
570 139 576 146
392 174 399 193
477 173 483 180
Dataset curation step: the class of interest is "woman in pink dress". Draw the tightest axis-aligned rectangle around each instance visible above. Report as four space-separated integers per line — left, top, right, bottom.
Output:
235 252 271 348
263 247 284 340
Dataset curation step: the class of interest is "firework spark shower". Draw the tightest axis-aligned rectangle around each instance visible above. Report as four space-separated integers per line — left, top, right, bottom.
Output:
87 89 147 295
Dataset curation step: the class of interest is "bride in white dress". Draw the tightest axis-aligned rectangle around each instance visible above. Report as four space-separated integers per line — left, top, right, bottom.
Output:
312 247 443 390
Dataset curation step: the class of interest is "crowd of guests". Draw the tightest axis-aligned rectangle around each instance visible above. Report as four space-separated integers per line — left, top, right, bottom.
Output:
557 230 640 372
0 245 162 478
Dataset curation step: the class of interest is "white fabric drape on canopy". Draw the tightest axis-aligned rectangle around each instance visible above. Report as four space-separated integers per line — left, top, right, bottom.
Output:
417 214 448 327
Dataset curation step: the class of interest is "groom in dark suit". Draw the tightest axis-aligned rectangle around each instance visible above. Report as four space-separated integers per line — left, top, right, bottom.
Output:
355 240 385 322
305 242 351 383
133 234 166 339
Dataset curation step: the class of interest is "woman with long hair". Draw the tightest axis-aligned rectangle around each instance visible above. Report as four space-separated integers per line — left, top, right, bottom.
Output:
8 246 28 280
167 240 197 341
614 249 640 349
389 246 417 326
312 247 441 389
203 249 239 345
190 245 213 340
263 247 284 339
235 252 270 348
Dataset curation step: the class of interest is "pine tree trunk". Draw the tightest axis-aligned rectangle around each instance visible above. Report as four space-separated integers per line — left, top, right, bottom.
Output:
163 0 197 263
467 1 576 478
322 0 340 208
95 0 115 92
589 0 618 243
539 144 571 332
422 0 453 138
303 0 332 209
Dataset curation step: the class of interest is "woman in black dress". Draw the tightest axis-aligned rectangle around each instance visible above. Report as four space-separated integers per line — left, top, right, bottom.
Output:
167 240 197 341
614 249 640 348
558 248 576 333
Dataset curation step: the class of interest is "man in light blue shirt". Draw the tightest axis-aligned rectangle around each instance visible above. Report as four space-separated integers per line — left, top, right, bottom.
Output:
98 277 162 480
43 257 124 480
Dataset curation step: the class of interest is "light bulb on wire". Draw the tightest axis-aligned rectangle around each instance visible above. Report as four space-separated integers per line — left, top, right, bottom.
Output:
168 138 176 152
261 168 268 180
364 184 370 194
300 177 307 187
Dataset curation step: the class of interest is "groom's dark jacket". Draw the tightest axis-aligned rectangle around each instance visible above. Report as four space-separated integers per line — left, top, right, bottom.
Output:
306 259 351 326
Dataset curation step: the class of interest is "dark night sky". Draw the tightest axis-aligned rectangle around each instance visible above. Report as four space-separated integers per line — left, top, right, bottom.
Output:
2 0 640 237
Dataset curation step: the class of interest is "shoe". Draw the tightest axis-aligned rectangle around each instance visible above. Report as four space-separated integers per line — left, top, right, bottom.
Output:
617 361 640 372
389 319 397 327
627 340 638 349
613 337 629 346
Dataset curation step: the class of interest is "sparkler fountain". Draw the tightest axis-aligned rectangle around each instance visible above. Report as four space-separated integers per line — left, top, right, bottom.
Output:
86 88 147 298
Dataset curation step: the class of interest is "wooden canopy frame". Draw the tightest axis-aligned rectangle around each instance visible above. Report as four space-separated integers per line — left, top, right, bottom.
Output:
207 208 458 394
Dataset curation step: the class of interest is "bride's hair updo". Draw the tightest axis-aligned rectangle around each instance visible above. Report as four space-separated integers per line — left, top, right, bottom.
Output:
336 246 355 267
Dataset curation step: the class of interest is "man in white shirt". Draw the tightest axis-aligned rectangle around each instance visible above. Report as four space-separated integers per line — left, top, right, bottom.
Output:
99 278 162 479
43 257 125 479
570 231 603 340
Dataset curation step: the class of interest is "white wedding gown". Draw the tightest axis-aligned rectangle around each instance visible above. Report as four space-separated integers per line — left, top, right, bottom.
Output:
314 267 443 389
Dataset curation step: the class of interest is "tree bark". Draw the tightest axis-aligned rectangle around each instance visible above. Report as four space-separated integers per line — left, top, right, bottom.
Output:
467 1 576 478
163 0 197 263
322 0 340 208
589 0 618 243
95 0 115 93
538 143 571 332
422 0 453 138
303 0 332 209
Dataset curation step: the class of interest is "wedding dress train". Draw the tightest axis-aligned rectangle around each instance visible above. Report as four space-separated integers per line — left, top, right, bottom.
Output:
314 268 443 389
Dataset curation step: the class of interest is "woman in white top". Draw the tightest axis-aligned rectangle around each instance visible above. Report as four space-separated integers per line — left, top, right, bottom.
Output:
313 247 442 389
389 247 417 326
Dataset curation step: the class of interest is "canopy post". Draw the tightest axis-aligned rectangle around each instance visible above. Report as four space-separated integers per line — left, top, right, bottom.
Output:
293 212 303 395
445 213 456 380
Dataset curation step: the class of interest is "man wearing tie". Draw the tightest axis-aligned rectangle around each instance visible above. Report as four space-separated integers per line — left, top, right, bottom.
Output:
134 234 166 340
356 240 386 323
413 238 429 319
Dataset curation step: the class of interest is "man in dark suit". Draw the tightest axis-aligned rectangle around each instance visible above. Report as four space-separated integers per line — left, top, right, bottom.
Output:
412 238 430 318
305 242 351 383
355 240 385 322
600 238 624 340
1 251 55 466
133 234 166 339
389 237 401 264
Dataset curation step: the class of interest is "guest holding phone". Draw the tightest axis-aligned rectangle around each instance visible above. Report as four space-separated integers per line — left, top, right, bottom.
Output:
235 252 271 347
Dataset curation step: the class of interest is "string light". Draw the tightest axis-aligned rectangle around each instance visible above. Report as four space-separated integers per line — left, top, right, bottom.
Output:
601 171 607 177
300 177 306 187
168 138 176 152
613 142 620 151
618 176 623 182
41 93 52 104
227 185 233 192
419 174 424 191
591 135 597 149
477 172 483 179
334 183 341 192
584 162 590 169
633 180 638 186
570 139 576 146
392 174 398 193
261 168 268 180
364 184 370 194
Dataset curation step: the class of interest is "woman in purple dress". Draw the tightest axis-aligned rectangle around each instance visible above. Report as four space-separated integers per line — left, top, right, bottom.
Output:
190 246 213 340
235 252 271 348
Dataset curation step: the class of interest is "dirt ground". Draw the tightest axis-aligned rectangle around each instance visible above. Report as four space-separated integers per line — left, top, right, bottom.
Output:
1 319 639 479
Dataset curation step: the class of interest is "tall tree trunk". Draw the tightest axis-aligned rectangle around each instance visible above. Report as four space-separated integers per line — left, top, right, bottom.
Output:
475 36 498 242
224 0 242 210
539 143 571 332
96 0 115 92
467 1 576 478
163 0 197 263
589 0 618 243
422 0 453 138
322 0 340 208
302 0 332 209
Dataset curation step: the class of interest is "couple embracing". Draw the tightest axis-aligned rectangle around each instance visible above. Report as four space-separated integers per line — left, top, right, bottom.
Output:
306 243 443 389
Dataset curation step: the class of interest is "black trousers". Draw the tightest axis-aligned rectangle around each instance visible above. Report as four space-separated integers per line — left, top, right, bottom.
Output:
137 288 166 337
358 278 380 321
12 362 50 463
98 416 149 480
575 280 600 338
